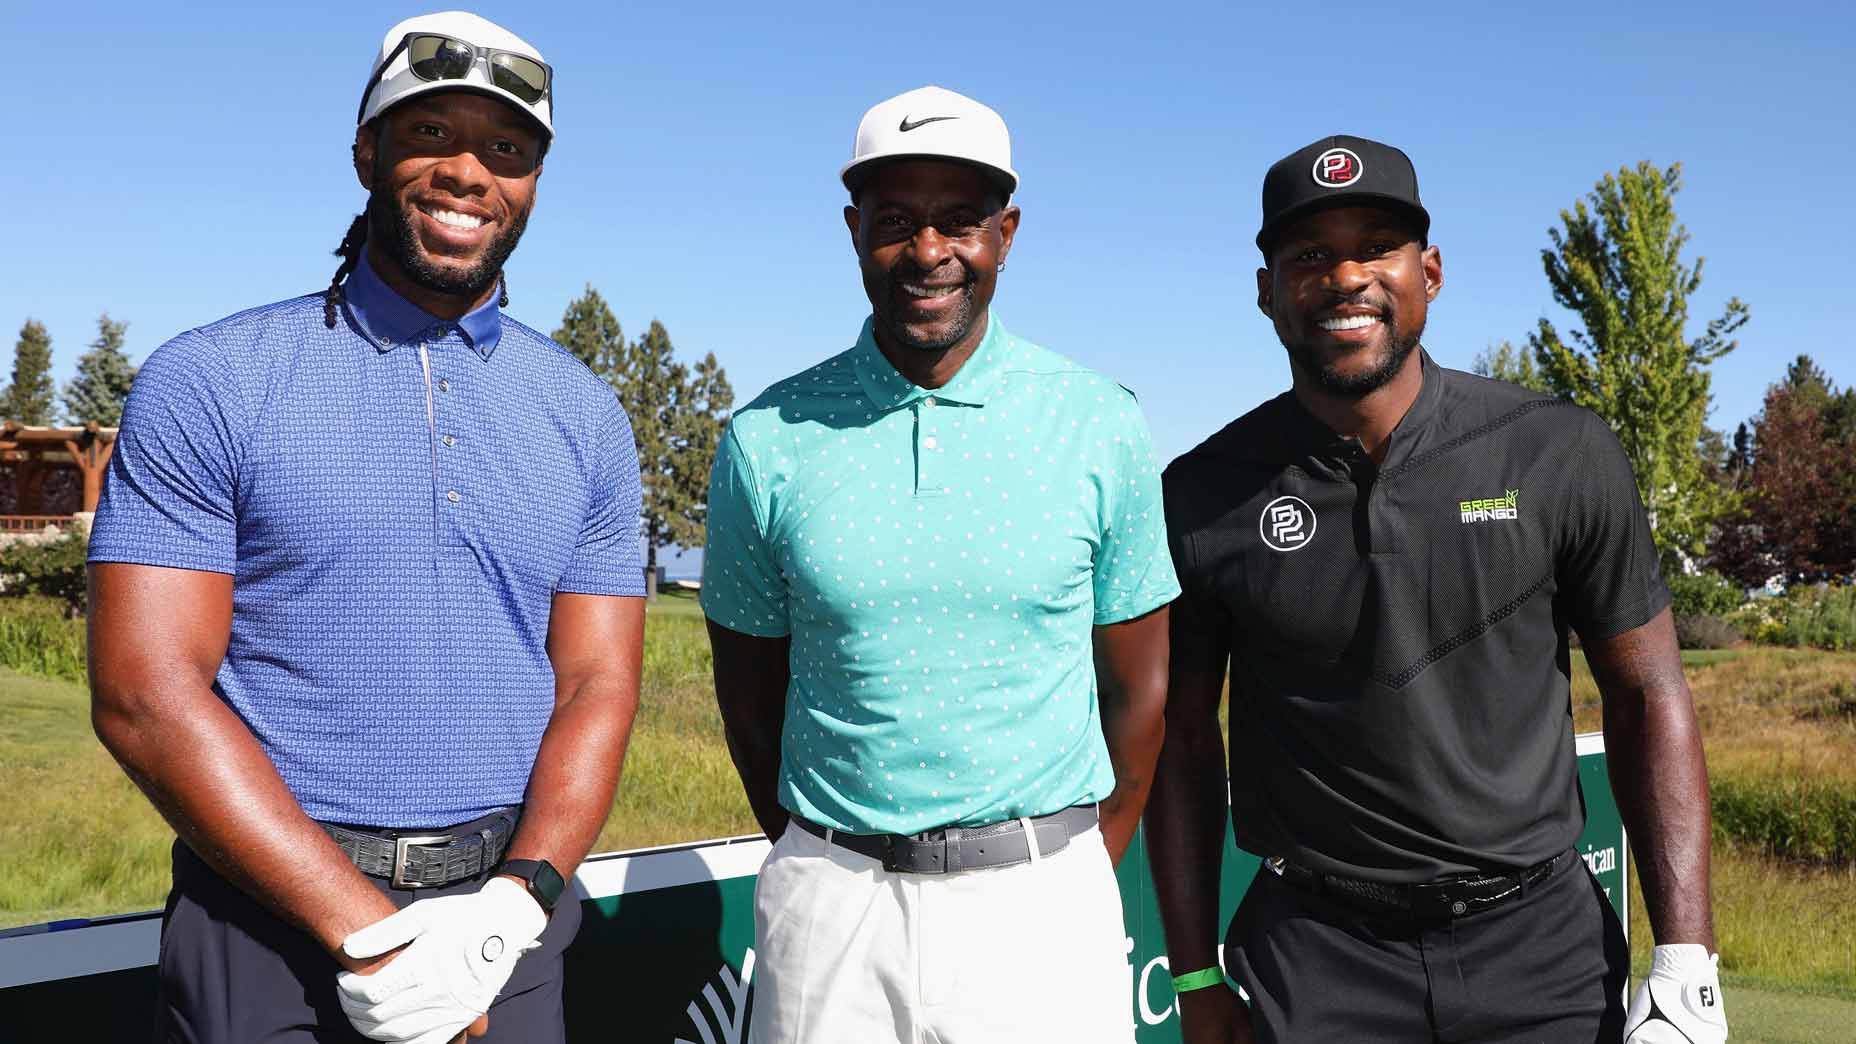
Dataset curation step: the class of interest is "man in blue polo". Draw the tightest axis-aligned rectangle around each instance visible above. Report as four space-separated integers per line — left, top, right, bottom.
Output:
701 85 1179 1044
87 12 644 1044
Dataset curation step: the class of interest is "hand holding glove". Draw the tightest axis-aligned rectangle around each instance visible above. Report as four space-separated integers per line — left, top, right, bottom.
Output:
1624 943 1728 1043
336 877 547 1044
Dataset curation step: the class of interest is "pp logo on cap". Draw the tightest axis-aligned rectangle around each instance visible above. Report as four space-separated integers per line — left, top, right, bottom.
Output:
1312 147 1363 188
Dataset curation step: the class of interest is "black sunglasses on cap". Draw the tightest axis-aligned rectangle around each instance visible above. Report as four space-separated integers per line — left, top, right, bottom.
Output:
356 32 553 125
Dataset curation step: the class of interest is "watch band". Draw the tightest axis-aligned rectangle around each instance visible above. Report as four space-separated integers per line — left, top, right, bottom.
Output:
501 858 565 913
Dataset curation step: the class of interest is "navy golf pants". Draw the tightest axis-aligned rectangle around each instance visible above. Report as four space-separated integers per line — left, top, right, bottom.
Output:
156 838 582 1044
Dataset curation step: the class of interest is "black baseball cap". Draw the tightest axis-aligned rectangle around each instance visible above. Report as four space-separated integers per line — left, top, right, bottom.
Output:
1256 134 1430 255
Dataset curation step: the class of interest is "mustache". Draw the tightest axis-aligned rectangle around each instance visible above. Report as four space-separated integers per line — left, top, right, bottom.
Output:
885 265 975 291
1311 293 1393 318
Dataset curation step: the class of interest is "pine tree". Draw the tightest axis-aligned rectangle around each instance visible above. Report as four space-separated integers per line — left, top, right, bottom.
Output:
1528 162 1747 565
552 290 734 597
551 284 625 375
4 319 57 425
63 314 138 427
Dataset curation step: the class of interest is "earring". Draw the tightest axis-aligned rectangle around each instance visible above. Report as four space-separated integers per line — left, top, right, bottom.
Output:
997 260 1007 272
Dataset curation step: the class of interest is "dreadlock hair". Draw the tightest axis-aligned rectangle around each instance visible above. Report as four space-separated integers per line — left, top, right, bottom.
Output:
323 214 369 329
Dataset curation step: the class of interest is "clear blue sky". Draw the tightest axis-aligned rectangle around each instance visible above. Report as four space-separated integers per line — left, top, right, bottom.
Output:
8 0 1852 476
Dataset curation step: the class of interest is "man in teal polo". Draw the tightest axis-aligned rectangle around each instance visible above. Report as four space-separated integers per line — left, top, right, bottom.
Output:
701 85 1178 1044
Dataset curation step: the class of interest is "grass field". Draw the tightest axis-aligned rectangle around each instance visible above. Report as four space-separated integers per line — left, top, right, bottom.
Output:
2 596 1852 1037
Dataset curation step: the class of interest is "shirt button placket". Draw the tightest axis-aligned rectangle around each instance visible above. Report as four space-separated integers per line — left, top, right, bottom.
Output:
431 336 463 542
916 397 942 495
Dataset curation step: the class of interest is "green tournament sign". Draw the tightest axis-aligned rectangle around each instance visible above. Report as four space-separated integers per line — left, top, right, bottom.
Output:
0 734 1627 1042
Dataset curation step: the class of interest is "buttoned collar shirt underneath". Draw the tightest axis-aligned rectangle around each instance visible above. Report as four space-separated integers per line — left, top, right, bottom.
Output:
702 314 1180 835
88 251 644 829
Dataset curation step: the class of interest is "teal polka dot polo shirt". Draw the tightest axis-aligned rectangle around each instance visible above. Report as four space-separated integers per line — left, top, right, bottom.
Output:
701 314 1180 835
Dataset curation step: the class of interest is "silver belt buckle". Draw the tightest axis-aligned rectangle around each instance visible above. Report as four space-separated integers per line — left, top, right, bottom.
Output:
391 833 453 888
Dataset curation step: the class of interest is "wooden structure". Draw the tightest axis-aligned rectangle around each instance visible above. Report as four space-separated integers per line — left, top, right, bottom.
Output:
0 423 117 530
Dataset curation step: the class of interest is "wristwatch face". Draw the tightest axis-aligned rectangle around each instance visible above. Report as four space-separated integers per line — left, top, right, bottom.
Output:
530 860 564 911
508 859 565 912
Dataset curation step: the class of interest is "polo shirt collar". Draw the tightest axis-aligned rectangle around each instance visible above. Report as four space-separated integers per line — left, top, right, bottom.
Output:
1283 348 1444 464
343 250 503 361
851 311 1008 411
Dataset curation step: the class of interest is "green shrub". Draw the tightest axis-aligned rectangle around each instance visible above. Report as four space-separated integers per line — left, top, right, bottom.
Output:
1668 570 1745 617
0 525 89 612
0 596 87 685
1763 584 1856 652
1713 775 1856 865
1674 613 1741 650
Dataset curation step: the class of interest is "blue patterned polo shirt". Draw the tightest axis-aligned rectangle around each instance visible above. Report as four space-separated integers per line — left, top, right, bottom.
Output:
701 314 1179 835
88 252 645 828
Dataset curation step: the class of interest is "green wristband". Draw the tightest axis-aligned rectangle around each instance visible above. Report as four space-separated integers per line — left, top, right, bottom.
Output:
1171 967 1224 993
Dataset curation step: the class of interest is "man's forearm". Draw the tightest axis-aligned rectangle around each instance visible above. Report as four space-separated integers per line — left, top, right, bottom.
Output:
719 705 789 840
1099 687 1166 864
1145 707 1230 976
93 681 395 957
1591 610 1716 951
1604 684 1716 950
1094 609 1172 863
504 674 640 880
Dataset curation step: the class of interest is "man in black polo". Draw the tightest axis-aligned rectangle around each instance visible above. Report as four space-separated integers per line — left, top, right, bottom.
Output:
1146 135 1727 1043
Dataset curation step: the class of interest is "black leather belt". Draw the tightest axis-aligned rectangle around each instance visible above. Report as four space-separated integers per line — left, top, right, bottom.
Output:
792 804 1099 874
1266 850 1568 919
320 808 516 889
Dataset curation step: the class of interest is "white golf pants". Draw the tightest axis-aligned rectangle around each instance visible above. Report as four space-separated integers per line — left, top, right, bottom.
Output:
746 820 1135 1044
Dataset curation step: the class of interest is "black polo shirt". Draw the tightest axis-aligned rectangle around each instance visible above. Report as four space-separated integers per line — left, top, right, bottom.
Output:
1163 352 1668 883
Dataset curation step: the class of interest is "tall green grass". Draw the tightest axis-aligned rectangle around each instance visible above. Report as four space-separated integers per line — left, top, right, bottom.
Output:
0 596 86 685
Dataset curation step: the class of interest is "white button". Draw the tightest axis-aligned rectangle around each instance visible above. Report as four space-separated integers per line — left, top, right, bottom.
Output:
924 397 937 408
379 336 393 347
442 434 456 447
446 490 461 503
439 379 451 393
923 436 938 450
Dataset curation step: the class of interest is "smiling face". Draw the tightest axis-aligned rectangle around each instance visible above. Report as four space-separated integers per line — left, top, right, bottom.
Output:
1257 205 1443 398
352 91 546 317
843 160 1019 355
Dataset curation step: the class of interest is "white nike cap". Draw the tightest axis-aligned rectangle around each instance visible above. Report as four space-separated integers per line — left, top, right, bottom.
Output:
841 85 1018 197
359 11 553 139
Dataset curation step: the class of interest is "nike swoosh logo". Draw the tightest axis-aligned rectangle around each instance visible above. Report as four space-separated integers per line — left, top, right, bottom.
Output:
898 115 959 132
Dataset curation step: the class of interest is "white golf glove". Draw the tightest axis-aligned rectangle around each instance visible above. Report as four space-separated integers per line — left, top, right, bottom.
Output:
1624 944 1728 1043
336 877 547 1044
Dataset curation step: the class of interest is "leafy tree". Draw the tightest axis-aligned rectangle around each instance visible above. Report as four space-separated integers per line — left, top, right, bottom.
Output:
554 289 734 597
1529 162 1747 565
4 319 57 425
63 314 137 427
1470 339 1547 392
1710 375 1856 587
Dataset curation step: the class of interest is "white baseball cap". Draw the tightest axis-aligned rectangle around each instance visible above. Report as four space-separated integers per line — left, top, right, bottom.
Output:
841 85 1017 197
358 11 554 139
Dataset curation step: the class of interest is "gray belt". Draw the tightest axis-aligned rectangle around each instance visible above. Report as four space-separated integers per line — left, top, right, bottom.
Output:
320 809 515 889
792 804 1099 874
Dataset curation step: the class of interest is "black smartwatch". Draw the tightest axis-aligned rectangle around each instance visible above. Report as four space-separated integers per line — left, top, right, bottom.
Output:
500 858 565 913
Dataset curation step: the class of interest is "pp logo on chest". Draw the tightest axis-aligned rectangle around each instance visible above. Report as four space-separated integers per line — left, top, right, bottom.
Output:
1260 495 1316 552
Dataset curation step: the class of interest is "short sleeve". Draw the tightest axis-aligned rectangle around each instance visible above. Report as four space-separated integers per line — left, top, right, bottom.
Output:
700 424 790 637
1092 393 1182 625
88 330 244 574
1162 467 1234 674
557 396 647 596
1558 414 1671 640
